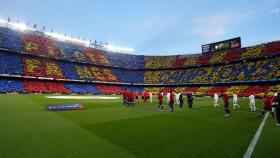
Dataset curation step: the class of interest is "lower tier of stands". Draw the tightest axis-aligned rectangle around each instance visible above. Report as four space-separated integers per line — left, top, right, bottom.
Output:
23 80 70 93
1 78 279 97
0 78 23 92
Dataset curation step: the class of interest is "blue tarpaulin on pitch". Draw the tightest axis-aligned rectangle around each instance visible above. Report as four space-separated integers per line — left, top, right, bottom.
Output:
46 104 84 111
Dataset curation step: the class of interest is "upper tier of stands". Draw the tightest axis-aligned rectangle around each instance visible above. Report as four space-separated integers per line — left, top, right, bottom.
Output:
0 27 280 70
144 56 280 84
0 50 144 83
0 27 145 69
144 41 280 69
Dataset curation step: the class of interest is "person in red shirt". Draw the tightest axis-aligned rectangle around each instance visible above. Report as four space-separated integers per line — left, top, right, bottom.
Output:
158 91 164 111
128 91 135 108
169 90 175 112
145 91 150 103
141 91 145 103
135 91 139 102
260 93 275 118
122 91 128 105
223 93 231 117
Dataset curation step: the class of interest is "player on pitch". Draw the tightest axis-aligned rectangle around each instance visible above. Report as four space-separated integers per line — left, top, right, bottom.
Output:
233 93 240 110
157 91 164 111
169 90 175 112
187 93 193 108
260 92 275 119
213 93 220 108
223 93 231 117
273 92 280 126
135 91 139 103
141 91 145 103
179 93 184 108
248 93 256 111
166 91 170 104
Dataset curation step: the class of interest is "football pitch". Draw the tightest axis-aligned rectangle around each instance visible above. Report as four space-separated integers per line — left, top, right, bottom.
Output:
0 94 279 158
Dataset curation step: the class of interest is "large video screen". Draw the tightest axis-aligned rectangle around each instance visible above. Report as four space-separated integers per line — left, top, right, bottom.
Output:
202 37 241 53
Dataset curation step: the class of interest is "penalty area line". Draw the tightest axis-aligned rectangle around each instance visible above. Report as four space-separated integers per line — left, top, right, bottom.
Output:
243 111 269 158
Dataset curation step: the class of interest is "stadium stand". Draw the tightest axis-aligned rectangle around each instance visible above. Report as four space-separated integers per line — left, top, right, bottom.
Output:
0 50 23 75
196 53 212 65
184 56 199 67
173 56 187 67
238 85 271 97
64 82 101 94
206 86 230 96
23 33 58 58
144 87 165 93
23 55 64 78
145 56 176 69
264 41 280 55
0 78 23 93
121 85 144 93
209 51 226 64
144 57 280 84
96 85 124 94
0 26 280 96
59 61 80 80
112 68 144 83
107 52 144 68
23 80 70 93
0 27 22 51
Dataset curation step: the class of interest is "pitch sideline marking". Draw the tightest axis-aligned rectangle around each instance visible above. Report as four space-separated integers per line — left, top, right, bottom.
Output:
243 111 269 158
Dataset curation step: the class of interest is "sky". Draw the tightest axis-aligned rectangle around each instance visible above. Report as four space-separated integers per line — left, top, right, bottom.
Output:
0 0 279 55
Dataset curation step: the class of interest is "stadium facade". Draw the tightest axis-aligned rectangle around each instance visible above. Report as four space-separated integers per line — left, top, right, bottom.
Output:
0 26 279 96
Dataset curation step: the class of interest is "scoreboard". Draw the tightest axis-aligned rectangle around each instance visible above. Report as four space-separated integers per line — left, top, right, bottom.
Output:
202 37 241 54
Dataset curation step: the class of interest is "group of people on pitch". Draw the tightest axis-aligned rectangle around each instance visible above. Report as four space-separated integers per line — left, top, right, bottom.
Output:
122 90 138 107
214 92 280 126
157 90 193 112
141 91 153 103
122 90 154 107
260 92 280 126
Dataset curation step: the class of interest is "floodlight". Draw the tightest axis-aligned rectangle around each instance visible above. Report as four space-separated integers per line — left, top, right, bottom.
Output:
13 23 28 31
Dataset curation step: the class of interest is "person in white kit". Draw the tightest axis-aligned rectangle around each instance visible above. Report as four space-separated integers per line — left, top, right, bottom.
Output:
175 92 181 105
166 92 171 104
213 93 220 108
233 93 240 109
248 94 256 111
273 92 278 105
149 91 153 103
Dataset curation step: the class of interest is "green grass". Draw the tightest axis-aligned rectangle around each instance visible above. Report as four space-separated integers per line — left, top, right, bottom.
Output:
0 94 279 158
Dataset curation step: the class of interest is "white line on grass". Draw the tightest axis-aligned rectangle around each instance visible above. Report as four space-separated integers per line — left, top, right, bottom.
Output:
243 111 269 158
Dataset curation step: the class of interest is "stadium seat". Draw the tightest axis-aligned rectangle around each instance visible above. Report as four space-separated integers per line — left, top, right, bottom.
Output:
0 78 23 93
23 80 69 93
0 50 23 75
0 27 23 51
96 85 124 94
64 82 101 94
